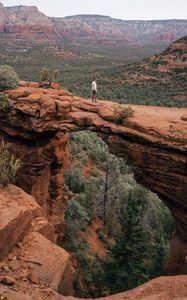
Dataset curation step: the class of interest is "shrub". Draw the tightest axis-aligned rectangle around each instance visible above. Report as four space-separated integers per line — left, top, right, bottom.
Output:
0 140 21 187
0 65 19 91
0 93 9 112
96 228 107 243
113 104 134 124
65 198 90 229
52 69 60 82
63 198 90 250
39 68 50 82
64 167 85 193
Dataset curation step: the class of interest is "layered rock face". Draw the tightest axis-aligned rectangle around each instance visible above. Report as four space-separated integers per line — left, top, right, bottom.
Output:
0 185 74 297
0 82 187 300
0 2 187 45
0 3 55 41
0 84 71 208
54 15 187 44
0 82 186 276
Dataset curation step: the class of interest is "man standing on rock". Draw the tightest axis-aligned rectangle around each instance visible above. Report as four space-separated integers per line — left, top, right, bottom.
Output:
92 78 97 103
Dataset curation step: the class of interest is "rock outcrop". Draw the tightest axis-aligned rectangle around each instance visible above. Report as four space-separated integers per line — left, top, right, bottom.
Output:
0 274 187 300
0 2 55 42
54 15 187 44
1 82 187 273
0 185 41 260
0 185 74 297
0 82 187 298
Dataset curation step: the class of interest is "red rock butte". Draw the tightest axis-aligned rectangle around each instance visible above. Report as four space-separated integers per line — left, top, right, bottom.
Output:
0 81 187 299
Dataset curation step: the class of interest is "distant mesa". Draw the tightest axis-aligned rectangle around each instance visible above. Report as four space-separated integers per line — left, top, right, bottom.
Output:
0 2 187 45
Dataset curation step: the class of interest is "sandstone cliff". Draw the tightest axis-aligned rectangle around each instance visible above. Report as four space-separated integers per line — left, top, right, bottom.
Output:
54 15 187 44
0 2 55 42
0 2 187 45
0 82 187 299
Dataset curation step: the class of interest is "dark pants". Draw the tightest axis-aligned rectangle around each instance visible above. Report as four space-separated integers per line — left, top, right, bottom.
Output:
92 90 97 102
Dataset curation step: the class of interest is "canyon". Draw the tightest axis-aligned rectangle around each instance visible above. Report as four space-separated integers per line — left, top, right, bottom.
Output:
0 82 187 299
0 2 187 48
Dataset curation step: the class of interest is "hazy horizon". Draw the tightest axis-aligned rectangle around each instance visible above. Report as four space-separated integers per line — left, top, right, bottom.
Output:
1 0 187 20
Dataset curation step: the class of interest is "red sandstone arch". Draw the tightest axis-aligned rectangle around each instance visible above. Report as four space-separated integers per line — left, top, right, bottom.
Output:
0 83 187 274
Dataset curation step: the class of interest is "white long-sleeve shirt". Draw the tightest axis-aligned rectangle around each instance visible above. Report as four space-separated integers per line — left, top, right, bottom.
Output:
92 80 97 92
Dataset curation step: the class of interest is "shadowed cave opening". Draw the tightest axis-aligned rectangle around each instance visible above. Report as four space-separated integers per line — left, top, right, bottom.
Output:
58 131 174 298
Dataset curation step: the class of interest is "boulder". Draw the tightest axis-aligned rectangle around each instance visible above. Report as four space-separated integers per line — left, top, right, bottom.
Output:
0 185 41 260
31 216 56 242
20 232 74 294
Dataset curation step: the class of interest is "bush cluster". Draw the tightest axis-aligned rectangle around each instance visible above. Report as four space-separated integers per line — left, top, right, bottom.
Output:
0 93 9 112
0 65 19 91
113 104 134 124
39 68 60 83
0 141 21 187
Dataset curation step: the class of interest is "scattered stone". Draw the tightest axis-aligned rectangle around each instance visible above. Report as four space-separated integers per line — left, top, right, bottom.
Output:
28 271 39 284
0 276 16 286
22 277 28 282
28 263 34 270
9 260 20 271
2 266 10 272
46 287 54 295
16 242 23 248
7 254 13 261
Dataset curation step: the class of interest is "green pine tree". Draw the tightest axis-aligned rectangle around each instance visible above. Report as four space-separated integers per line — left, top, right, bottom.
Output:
104 187 151 293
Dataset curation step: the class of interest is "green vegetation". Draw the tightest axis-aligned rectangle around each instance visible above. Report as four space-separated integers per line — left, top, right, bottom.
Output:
113 104 134 124
62 131 174 297
97 59 187 107
0 65 19 91
0 93 10 112
0 39 186 107
39 67 50 82
39 67 60 83
0 140 21 187
0 39 185 110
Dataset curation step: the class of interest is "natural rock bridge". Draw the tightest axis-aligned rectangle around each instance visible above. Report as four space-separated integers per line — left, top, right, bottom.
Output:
0 82 187 299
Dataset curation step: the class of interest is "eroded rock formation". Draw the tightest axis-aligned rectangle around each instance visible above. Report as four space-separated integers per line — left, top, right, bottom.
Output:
0 82 187 298
0 2 187 45
0 185 74 297
0 2 55 42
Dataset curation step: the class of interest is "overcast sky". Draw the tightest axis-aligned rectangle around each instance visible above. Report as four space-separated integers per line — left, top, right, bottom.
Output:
2 0 187 20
